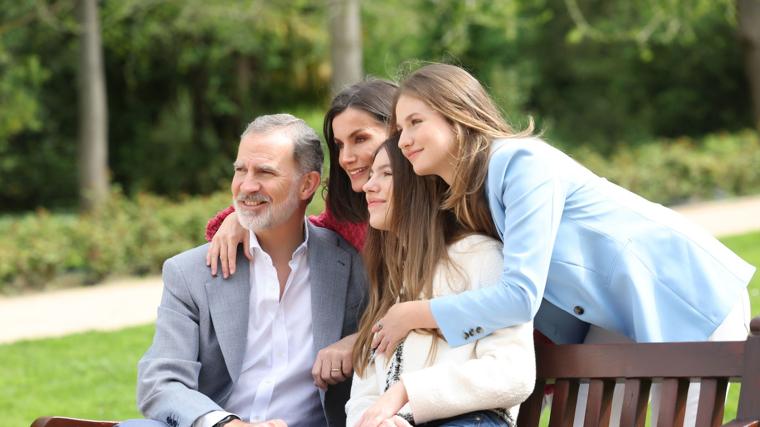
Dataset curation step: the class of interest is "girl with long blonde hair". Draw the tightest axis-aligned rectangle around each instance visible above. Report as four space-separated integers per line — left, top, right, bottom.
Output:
370 63 753 425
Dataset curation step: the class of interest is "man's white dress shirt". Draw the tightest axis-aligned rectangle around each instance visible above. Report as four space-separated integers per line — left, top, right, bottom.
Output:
196 222 324 427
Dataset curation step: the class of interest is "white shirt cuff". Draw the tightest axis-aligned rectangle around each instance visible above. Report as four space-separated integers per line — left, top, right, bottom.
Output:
192 410 237 427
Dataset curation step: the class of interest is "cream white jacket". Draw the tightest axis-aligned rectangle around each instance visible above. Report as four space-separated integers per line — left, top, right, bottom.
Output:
346 235 536 426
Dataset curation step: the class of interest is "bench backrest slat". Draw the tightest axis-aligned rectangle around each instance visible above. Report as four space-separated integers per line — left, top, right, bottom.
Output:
656 378 688 427
517 317 760 427
621 378 651 427
583 379 614 427
549 379 579 427
695 378 728 427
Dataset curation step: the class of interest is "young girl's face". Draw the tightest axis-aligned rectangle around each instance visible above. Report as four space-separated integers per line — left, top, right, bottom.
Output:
362 147 393 231
332 107 389 192
395 94 457 184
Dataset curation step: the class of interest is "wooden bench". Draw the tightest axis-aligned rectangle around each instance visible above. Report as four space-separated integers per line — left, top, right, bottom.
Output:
30 419 117 427
31 317 760 427
516 317 760 427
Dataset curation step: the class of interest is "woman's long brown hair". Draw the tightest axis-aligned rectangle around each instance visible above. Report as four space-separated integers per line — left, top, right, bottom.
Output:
390 63 534 238
353 135 462 376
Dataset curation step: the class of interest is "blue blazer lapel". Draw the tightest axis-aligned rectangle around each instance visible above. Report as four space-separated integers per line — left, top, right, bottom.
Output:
205 257 250 381
307 223 351 354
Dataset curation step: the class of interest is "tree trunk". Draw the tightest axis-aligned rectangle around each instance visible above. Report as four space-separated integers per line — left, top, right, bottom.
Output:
738 0 760 131
328 0 363 96
78 0 109 211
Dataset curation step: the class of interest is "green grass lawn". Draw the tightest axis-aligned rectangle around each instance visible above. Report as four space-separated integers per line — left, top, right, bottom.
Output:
0 325 155 426
721 231 760 314
2 232 758 426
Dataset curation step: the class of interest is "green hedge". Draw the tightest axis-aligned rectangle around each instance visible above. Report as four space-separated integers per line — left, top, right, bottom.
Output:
1 130 759 292
572 130 760 205
0 190 232 292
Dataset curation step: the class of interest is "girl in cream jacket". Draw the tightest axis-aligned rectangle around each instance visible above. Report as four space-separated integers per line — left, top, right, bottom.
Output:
346 136 535 427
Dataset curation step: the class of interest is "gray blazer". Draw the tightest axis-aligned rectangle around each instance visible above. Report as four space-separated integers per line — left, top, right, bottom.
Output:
137 223 368 427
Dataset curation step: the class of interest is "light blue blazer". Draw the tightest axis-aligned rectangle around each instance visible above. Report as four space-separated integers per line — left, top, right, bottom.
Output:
431 137 755 346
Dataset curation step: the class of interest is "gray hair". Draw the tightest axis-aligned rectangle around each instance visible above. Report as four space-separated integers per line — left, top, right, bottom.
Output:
241 113 323 174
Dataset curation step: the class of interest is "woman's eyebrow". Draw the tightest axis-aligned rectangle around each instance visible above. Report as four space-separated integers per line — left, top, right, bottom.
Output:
348 127 369 139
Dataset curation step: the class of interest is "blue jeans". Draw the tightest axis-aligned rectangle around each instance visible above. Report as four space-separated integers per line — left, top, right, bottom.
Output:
418 410 511 427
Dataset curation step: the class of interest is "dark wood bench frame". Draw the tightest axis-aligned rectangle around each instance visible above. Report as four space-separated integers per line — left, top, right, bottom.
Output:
516 317 760 427
32 318 760 427
31 420 117 427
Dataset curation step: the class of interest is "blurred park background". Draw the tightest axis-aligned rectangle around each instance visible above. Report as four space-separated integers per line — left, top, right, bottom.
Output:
1 0 760 424
2 0 760 290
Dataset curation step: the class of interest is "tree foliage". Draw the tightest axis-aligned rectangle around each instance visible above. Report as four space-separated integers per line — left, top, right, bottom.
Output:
0 0 753 210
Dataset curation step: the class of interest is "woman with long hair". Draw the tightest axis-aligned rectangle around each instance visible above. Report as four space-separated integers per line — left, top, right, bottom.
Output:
347 136 534 427
371 63 753 424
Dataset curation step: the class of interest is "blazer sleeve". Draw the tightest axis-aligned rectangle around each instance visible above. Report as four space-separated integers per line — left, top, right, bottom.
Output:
401 236 536 423
137 257 223 427
345 368 381 427
431 140 566 346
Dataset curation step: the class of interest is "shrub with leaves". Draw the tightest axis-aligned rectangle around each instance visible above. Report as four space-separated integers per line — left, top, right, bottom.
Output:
0 189 231 292
1 130 758 292
571 130 760 205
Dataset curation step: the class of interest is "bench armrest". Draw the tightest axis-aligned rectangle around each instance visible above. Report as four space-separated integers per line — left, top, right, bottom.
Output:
31 416 118 427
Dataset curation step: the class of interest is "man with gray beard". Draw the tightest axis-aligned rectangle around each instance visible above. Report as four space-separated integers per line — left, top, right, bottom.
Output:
129 114 368 427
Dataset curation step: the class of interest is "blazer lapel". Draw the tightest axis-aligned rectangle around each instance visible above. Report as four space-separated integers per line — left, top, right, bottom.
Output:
308 223 351 354
205 258 250 381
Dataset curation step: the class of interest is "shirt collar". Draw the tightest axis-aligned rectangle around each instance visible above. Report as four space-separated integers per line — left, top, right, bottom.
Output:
248 217 310 257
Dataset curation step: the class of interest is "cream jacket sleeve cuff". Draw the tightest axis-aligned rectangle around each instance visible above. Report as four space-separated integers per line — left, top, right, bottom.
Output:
192 410 236 427
401 322 535 424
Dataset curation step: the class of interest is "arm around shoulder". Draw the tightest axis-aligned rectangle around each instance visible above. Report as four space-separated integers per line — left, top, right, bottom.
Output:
433 145 565 347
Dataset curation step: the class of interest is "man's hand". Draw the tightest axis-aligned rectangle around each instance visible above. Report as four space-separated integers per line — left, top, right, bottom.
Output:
356 381 409 427
312 333 358 389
